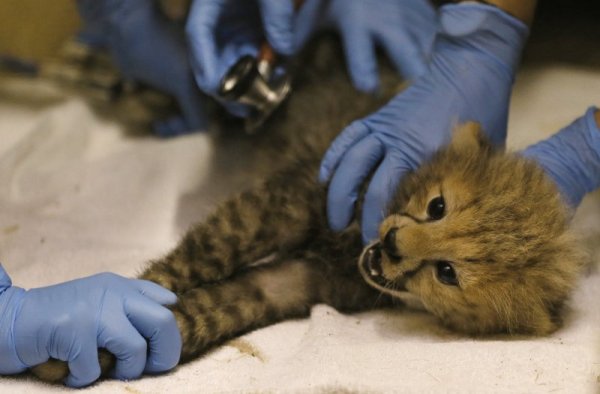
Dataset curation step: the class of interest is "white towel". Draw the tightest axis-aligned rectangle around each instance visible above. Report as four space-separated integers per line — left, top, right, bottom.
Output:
0 65 598 393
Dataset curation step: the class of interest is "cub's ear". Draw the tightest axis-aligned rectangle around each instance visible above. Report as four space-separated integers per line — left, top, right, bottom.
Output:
448 122 493 154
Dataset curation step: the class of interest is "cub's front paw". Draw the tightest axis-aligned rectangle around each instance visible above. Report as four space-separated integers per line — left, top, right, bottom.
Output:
30 350 115 385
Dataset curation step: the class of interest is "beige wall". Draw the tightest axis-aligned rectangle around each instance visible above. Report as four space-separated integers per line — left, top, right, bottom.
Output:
0 0 81 62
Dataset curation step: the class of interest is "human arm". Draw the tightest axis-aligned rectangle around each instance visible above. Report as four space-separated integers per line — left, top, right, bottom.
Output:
319 2 530 243
470 0 538 25
523 107 600 208
0 265 181 387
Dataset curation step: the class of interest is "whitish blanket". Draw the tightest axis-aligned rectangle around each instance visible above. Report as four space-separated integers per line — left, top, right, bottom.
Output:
0 65 599 393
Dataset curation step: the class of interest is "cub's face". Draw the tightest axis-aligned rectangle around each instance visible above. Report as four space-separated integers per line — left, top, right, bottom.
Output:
359 123 584 335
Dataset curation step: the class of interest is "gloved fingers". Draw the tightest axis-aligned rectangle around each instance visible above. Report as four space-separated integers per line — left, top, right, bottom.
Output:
376 27 429 80
217 42 259 117
222 101 252 118
123 296 181 374
175 89 209 133
339 24 379 93
153 116 191 138
99 314 148 381
319 121 371 182
132 279 178 305
291 0 323 52
186 0 224 93
0 264 12 288
326 134 385 231
361 153 410 243
64 334 101 388
522 107 600 209
258 0 295 55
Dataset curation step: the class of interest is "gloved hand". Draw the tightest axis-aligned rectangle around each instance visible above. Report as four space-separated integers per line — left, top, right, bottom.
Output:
318 3 529 243
77 0 209 137
0 266 181 388
294 0 438 93
523 107 600 209
186 0 296 117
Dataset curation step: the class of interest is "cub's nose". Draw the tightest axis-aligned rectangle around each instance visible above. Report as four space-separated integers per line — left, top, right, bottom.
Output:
382 227 402 260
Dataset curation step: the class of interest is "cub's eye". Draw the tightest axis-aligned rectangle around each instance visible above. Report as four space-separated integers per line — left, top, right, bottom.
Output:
436 261 458 286
427 196 445 220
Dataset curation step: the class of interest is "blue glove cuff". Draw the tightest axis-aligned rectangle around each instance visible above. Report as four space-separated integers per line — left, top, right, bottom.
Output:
523 107 600 209
439 3 529 81
0 283 28 374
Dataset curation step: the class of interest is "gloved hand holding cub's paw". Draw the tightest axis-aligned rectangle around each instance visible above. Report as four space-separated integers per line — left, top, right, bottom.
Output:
319 3 529 243
0 266 181 388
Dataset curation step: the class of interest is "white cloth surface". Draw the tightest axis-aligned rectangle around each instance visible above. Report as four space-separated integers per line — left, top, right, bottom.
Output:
0 65 599 393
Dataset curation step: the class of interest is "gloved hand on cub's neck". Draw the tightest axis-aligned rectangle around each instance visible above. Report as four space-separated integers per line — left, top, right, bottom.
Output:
319 3 529 243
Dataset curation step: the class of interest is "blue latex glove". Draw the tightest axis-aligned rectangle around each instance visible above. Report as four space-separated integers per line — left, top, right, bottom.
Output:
523 107 600 209
0 266 181 388
294 0 438 93
77 0 209 137
318 3 529 243
186 0 296 117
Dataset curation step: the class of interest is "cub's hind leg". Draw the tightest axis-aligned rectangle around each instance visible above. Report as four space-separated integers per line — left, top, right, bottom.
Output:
173 231 390 362
141 159 327 293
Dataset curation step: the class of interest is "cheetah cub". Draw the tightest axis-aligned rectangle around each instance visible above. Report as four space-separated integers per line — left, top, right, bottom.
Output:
32 121 585 383
31 38 585 383
359 122 585 335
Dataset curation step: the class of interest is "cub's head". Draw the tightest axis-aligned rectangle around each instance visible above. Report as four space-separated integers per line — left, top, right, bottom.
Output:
359 123 585 335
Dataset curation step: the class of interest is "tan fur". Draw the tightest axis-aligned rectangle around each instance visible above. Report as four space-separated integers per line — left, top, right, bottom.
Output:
370 123 585 335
